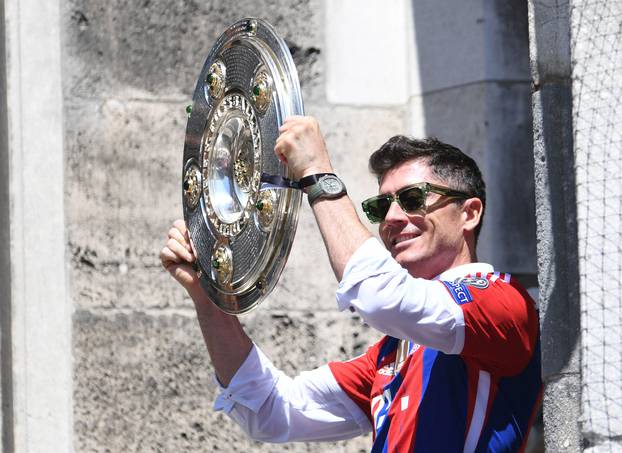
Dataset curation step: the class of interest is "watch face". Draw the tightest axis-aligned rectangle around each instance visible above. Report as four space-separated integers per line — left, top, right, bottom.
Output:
320 175 343 194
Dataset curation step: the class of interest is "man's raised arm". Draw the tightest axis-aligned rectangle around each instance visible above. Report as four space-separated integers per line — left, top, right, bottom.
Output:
274 116 372 281
159 219 252 386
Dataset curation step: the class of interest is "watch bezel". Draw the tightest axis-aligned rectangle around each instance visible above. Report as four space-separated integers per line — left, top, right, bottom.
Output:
307 173 347 205
318 174 344 194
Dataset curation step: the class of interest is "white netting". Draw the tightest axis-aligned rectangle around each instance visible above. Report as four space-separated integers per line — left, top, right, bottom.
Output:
572 0 622 449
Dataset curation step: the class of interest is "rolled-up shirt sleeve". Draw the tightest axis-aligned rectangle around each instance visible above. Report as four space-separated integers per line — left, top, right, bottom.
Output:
335 237 466 354
214 344 371 443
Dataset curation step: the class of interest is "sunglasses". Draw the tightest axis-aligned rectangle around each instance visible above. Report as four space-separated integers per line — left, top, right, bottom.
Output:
361 182 471 223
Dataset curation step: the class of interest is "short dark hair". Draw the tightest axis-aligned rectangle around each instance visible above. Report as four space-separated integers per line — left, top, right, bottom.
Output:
369 136 486 240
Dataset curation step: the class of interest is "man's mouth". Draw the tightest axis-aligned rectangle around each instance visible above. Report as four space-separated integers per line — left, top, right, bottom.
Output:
392 233 420 246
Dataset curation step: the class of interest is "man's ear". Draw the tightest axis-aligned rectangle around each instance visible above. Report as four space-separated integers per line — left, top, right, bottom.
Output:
462 198 483 234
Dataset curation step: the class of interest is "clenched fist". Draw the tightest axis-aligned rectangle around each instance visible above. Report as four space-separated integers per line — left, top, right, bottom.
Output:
160 219 201 293
274 116 333 180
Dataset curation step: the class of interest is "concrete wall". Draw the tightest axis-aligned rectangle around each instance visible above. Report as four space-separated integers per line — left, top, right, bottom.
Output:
410 0 536 278
63 0 403 450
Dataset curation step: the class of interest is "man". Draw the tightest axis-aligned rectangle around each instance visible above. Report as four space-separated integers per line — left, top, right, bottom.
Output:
160 117 542 452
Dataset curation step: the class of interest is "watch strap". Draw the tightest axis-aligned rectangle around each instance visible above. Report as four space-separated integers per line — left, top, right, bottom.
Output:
298 173 335 188
260 172 334 190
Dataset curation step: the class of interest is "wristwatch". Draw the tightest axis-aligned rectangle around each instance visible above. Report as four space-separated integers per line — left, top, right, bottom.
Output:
306 173 347 206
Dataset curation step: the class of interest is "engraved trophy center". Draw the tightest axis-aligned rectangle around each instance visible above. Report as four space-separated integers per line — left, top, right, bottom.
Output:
203 93 261 236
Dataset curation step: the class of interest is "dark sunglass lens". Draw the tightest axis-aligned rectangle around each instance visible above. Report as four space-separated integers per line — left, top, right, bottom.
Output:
363 196 392 222
399 187 426 213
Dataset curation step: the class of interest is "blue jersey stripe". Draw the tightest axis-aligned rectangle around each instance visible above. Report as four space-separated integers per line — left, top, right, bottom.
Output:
372 370 404 452
414 349 468 452
420 348 437 402
476 340 542 451
372 413 390 453
377 337 399 368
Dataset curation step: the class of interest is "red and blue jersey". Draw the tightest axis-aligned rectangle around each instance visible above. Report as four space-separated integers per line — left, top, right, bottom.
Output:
329 272 542 452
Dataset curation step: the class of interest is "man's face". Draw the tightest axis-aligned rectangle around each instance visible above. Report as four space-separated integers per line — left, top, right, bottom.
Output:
378 159 468 279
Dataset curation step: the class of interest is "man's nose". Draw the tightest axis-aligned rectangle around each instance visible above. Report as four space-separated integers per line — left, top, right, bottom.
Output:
383 200 408 225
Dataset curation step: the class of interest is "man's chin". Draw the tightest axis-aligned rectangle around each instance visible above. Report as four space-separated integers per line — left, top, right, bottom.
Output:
394 253 436 277
394 253 423 269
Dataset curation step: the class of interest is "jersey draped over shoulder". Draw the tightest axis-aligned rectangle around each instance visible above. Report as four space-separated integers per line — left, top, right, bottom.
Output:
330 239 542 452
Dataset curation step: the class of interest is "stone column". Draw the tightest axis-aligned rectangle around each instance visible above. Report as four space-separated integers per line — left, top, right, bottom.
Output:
1 0 73 451
528 0 581 451
1 1 10 448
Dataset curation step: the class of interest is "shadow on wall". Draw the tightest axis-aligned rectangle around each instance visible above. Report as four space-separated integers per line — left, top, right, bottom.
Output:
0 0 15 450
529 0 580 384
410 0 537 277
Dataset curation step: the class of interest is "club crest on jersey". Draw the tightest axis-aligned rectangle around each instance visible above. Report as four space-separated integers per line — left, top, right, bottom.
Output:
442 280 473 305
456 276 490 289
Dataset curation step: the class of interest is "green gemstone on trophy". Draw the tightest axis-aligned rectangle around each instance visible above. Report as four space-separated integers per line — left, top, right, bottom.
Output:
255 200 264 211
212 259 220 269
185 104 192 116
253 84 262 96
207 73 214 85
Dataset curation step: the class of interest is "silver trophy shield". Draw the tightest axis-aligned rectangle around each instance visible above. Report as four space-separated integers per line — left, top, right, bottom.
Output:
182 18 304 314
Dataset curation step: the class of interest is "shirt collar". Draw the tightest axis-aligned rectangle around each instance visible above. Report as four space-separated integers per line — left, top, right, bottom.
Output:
437 262 494 281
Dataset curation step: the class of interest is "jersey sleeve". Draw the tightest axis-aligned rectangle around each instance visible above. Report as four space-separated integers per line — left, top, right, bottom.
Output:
447 276 539 376
328 338 386 425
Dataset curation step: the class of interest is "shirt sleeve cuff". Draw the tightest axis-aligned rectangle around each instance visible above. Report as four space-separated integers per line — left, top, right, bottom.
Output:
213 344 280 414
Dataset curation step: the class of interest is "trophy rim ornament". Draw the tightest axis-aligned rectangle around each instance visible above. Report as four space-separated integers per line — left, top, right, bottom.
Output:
182 18 304 314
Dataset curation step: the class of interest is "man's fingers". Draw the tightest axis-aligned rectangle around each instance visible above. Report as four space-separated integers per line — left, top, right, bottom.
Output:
169 219 194 252
281 115 304 128
166 237 195 263
273 147 288 165
275 129 295 148
280 116 317 132
161 220 203 293
160 246 181 268
274 116 329 178
273 136 290 164
168 226 191 251
172 219 188 236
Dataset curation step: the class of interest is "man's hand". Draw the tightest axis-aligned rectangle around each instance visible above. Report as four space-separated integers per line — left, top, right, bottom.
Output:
274 116 334 180
160 219 201 294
